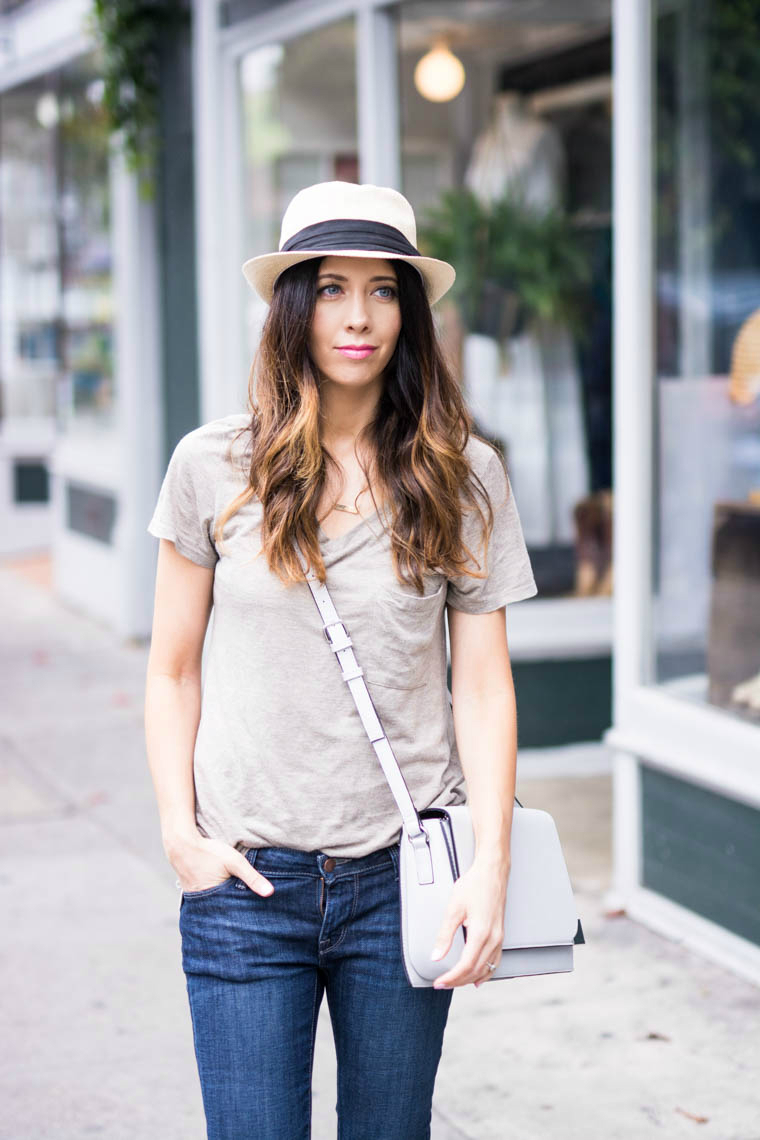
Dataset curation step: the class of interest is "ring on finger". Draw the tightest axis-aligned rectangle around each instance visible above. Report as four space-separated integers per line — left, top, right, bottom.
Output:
477 959 497 985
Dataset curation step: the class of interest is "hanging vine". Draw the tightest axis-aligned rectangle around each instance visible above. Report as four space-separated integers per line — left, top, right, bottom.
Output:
85 0 189 200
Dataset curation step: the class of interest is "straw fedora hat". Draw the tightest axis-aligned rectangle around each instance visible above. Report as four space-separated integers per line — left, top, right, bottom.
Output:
241 181 456 306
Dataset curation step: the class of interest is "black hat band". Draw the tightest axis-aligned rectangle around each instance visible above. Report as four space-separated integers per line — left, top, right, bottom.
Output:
281 218 421 257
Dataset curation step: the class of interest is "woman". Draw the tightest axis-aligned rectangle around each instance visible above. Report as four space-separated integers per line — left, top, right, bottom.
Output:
144 181 537 1140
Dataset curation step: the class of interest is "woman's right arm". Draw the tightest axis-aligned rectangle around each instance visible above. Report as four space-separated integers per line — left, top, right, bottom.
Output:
144 538 274 896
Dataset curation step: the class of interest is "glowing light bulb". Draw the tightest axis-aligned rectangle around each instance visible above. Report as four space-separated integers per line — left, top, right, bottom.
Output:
36 92 59 129
414 42 465 103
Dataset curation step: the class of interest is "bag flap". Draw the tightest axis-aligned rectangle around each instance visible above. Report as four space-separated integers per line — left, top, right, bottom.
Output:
442 803 578 947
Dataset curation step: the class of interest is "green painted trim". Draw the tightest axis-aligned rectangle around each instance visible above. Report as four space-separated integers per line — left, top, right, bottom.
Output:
511 656 612 748
642 766 760 947
156 18 201 458
445 655 612 750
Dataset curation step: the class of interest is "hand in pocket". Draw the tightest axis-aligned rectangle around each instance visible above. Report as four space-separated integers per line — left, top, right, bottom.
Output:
169 833 274 896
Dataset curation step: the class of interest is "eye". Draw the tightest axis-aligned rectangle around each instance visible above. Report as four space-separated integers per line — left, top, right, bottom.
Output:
318 283 341 297
375 285 398 299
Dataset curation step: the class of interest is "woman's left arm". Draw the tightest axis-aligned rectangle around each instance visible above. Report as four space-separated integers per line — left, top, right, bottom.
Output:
430 604 517 989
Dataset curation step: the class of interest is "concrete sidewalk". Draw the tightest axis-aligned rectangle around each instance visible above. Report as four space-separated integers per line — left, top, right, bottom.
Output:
1 556 758 1140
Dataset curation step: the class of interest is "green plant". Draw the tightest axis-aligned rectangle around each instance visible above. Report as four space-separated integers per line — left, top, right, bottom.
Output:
418 186 591 338
85 0 188 200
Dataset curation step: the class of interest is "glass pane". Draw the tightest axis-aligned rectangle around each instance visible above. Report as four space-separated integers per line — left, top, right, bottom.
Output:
0 49 113 432
653 0 760 726
398 1 613 601
239 18 357 376
59 54 114 431
0 76 59 419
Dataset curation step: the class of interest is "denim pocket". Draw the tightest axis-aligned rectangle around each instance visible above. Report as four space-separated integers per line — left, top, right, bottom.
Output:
181 875 237 900
183 847 260 899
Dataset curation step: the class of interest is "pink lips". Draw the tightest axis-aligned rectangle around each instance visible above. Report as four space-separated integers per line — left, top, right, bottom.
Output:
336 346 376 359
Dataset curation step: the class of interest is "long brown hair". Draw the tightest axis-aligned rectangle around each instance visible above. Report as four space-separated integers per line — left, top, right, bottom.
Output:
215 256 504 594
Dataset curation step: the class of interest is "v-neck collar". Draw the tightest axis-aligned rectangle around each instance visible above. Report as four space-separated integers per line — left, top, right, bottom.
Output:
318 504 382 546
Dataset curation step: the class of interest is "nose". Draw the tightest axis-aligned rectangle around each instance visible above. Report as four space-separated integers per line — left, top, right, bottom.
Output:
345 288 370 330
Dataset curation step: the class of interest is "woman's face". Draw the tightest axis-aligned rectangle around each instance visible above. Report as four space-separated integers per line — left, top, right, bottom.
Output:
308 255 402 389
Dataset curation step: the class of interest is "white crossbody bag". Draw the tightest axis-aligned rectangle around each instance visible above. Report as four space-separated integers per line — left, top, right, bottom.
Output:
294 541 585 988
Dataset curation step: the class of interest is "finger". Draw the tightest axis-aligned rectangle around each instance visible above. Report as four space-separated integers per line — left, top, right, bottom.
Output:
236 857 274 897
433 940 487 988
430 927 454 962
251 870 275 896
473 945 503 987
435 928 500 988
431 906 466 961
474 953 498 987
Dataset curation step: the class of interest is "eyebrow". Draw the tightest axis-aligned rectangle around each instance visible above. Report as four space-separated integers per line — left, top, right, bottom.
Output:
317 272 397 283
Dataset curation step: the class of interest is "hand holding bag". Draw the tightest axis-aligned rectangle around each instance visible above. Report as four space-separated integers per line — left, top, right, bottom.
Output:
293 541 585 988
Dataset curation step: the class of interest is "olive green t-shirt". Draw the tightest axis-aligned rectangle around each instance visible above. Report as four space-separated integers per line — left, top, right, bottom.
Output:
147 412 537 858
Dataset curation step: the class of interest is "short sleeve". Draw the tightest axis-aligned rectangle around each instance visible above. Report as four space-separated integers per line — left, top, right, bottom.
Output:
147 429 219 568
446 448 538 613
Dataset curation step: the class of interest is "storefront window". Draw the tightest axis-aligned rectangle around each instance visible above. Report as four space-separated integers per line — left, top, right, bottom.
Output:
0 75 58 420
653 0 760 725
0 49 113 432
239 17 357 372
398 1 613 601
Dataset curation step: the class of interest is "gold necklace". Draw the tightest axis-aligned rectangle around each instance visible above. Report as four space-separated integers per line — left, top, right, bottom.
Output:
332 484 369 515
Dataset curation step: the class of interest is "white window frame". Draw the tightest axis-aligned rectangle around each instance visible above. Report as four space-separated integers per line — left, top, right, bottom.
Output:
607 0 760 987
193 0 400 425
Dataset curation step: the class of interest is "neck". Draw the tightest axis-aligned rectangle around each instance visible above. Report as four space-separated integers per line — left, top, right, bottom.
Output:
318 375 383 456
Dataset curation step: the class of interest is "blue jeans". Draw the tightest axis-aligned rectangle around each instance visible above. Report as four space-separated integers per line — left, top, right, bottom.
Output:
179 841 454 1140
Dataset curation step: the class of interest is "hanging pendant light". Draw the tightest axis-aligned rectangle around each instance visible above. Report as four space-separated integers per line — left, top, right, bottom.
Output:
36 91 59 129
414 39 466 103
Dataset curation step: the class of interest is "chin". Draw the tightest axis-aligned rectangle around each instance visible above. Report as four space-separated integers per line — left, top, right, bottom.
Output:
321 362 385 384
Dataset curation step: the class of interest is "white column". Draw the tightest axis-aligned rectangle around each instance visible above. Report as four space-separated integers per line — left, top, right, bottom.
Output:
193 0 237 422
612 0 655 713
609 0 654 909
356 5 400 189
112 145 164 639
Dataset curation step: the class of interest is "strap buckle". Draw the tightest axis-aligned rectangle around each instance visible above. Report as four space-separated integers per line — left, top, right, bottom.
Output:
406 826 434 885
323 620 352 652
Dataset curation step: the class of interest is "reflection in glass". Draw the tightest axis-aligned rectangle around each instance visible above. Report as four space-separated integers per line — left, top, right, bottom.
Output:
398 2 613 601
60 58 113 429
653 0 760 724
0 49 113 432
238 19 358 381
0 76 58 419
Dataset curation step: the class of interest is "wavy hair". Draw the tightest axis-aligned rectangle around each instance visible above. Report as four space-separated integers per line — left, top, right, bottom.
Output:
215 256 505 594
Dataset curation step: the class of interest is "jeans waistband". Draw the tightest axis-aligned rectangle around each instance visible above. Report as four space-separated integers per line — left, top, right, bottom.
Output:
245 842 400 880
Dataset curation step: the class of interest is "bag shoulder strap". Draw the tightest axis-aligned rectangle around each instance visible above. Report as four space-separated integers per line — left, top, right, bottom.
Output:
294 543 428 823
293 541 518 879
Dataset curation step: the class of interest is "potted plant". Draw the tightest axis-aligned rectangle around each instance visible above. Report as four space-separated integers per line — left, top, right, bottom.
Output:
417 185 590 340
